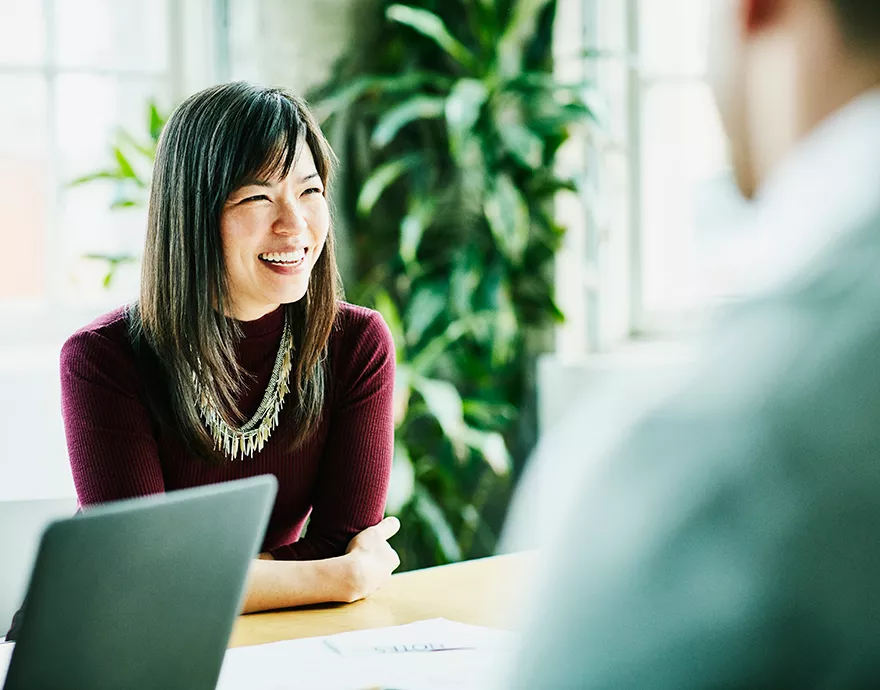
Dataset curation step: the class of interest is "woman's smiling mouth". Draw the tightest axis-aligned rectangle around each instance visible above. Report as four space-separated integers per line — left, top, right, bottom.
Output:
259 248 308 268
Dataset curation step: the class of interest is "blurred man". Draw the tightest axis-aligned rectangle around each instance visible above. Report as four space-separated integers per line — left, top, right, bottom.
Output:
504 1 880 687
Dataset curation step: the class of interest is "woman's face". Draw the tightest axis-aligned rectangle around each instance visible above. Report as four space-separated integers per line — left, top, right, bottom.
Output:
220 144 329 321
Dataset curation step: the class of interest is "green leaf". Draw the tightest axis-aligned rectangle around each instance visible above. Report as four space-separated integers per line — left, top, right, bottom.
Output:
531 100 597 133
497 0 553 76
528 173 579 199
386 443 415 514
149 102 165 142
372 289 405 353
69 170 123 186
484 173 530 263
315 72 453 117
463 427 511 475
504 72 595 92
445 78 488 150
492 281 518 366
371 95 446 148
386 4 477 72
110 198 140 209
394 364 413 426
117 128 156 160
497 122 544 168
405 284 446 345
409 318 470 375
450 254 481 315
400 198 435 266
113 147 144 186
413 376 465 441
412 486 462 562
462 399 516 427
356 154 421 216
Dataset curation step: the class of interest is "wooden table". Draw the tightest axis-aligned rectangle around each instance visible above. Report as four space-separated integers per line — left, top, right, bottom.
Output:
228 553 528 648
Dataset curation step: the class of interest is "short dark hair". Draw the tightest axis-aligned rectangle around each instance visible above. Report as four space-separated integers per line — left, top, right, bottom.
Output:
829 0 880 52
132 82 340 462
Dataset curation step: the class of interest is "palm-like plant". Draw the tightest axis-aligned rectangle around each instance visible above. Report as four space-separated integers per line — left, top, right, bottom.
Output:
71 102 167 286
312 0 595 569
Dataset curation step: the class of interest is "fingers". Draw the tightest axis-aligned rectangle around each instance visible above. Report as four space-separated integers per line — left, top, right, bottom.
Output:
371 515 401 541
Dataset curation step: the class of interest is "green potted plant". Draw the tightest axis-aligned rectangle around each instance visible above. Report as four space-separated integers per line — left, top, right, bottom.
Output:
311 0 596 569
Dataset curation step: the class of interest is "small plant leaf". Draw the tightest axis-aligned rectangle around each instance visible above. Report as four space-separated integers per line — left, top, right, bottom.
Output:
405 284 446 345
387 4 477 72
386 443 416 514
113 147 144 186
149 102 165 141
445 78 488 148
412 486 463 562
356 154 421 216
413 375 465 441
372 95 446 148
497 121 544 168
399 198 435 266
484 173 530 263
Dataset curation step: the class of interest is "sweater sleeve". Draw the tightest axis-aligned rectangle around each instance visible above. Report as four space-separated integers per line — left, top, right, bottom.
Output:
270 309 395 561
61 327 166 505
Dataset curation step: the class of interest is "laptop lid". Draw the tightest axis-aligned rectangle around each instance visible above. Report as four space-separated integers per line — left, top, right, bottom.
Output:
2 475 277 690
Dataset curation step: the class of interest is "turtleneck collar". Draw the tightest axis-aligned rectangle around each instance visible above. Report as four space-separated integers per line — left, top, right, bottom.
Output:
235 304 286 338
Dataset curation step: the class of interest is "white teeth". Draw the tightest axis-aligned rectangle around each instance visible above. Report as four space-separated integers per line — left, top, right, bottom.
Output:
260 249 306 264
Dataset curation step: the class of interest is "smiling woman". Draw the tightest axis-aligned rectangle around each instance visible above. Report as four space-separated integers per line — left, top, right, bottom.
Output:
47 82 401 615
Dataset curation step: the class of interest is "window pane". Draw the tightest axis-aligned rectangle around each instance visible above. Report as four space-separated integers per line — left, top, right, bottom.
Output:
0 76 49 301
55 0 170 71
595 0 627 53
55 73 168 305
639 0 709 76
640 81 729 315
0 0 45 65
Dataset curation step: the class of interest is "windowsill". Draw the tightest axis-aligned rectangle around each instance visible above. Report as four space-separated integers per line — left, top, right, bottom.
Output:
538 336 698 435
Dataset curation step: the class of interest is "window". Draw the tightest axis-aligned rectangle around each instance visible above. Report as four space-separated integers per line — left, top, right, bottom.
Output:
0 0 223 346
554 0 753 357
0 0 176 311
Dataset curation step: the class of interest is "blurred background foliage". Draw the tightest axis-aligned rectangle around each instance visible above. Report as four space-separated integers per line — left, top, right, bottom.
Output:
74 0 596 572
311 0 595 570
69 102 167 287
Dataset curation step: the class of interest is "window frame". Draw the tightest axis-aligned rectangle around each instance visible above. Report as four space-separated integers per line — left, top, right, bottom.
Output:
555 0 722 359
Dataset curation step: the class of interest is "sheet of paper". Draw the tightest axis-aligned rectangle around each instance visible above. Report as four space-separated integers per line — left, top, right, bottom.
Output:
216 618 514 690
0 641 14 685
0 620 512 689
324 617 509 658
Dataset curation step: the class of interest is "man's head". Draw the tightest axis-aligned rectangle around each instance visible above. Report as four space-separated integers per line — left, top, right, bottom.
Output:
708 0 880 198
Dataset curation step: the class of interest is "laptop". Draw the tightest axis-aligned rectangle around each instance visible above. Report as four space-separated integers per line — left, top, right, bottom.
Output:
1 475 277 690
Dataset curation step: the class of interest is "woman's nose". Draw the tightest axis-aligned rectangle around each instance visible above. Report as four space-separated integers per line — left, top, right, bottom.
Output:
274 201 308 234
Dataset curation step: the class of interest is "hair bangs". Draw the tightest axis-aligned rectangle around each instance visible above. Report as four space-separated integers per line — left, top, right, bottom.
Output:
231 93 306 192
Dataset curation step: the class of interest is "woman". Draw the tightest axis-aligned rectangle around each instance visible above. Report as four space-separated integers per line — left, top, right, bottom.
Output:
59 82 400 613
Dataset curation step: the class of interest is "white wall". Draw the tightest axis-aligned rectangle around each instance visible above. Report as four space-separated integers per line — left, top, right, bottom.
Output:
229 0 370 94
0 319 98 502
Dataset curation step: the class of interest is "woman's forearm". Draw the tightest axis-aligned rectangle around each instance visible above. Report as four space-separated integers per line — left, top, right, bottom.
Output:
241 555 354 613
241 517 401 614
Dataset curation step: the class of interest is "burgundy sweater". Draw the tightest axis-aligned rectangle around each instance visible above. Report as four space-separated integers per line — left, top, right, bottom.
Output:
59 302 395 561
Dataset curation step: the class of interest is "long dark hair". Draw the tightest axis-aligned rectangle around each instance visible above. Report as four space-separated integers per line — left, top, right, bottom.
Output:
129 82 341 461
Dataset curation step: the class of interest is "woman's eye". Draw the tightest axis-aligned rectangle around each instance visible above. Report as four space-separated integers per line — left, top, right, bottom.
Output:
303 187 322 196
242 194 270 203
